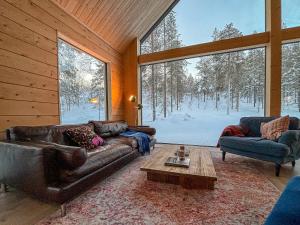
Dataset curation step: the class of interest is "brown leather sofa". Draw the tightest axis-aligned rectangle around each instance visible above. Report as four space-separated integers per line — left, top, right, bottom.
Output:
0 120 156 215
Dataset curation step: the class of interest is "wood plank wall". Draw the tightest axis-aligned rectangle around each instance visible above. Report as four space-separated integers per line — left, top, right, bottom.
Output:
123 38 138 125
0 0 124 139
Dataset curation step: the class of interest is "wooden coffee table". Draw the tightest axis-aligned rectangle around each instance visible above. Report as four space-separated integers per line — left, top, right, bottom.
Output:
140 147 217 189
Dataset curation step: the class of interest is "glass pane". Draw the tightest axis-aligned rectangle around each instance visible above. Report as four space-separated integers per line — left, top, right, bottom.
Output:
281 42 300 117
141 48 265 146
141 0 265 54
282 0 300 28
58 39 107 124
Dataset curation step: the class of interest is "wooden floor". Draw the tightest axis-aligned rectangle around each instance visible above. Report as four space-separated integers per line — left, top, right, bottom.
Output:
1 144 299 225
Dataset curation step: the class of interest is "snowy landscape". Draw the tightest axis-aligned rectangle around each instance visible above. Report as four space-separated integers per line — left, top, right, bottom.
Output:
58 39 107 124
57 10 299 146
141 11 300 146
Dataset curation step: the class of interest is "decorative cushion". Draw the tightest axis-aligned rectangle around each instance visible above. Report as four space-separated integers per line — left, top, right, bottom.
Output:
260 116 290 140
65 126 104 150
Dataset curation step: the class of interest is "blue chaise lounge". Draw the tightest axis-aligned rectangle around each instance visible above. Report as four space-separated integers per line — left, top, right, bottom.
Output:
219 117 300 176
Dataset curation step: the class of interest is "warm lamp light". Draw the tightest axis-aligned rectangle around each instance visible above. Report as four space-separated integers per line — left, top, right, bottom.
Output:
89 97 99 104
129 95 136 103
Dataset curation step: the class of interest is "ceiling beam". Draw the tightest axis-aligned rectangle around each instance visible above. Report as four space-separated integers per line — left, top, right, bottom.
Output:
282 26 300 43
138 32 270 65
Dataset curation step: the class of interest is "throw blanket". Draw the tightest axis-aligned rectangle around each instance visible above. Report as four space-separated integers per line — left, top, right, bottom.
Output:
217 125 249 147
120 130 150 154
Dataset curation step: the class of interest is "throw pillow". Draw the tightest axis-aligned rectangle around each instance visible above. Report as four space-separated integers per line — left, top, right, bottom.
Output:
260 116 290 140
65 126 104 150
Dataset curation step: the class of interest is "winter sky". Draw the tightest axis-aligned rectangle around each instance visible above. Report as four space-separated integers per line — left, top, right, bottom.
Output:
171 0 300 76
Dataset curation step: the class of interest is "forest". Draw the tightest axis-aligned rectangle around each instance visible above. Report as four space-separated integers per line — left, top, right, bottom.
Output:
58 39 107 123
141 11 300 123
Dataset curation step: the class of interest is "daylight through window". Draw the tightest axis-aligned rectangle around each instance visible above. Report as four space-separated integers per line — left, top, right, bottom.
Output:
58 39 107 124
281 42 300 117
141 0 265 54
141 47 265 146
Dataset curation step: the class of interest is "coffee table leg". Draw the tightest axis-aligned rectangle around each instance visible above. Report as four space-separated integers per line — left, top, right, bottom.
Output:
147 172 179 185
180 177 215 190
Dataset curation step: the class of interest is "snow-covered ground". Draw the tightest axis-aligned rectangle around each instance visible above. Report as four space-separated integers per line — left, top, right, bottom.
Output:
143 98 299 146
61 103 106 124
59 99 299 146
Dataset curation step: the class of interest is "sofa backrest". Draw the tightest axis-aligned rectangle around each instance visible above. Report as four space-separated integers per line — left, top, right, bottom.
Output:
240 116 300 137
7 121 129 144
7 123 94 146
8 125 54 142
89 120 128 137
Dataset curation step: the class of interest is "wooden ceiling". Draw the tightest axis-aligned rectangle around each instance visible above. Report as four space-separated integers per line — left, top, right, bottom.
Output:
52 0 175 53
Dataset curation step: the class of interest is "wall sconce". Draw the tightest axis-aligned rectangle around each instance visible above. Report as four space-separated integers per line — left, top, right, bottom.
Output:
129 95 142 125
129 95 136 103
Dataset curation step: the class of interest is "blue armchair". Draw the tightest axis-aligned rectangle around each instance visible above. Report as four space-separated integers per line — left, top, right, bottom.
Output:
219 117 300 176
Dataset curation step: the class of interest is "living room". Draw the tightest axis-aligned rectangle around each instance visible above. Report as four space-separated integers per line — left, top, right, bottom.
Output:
0 0 300 224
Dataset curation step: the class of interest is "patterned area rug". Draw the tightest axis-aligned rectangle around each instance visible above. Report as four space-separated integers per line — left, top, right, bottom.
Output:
38 147 280 225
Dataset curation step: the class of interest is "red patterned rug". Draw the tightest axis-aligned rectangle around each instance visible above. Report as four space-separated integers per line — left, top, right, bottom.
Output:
38 147 280 225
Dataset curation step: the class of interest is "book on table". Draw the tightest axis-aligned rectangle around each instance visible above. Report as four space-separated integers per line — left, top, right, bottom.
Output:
164 157 190 168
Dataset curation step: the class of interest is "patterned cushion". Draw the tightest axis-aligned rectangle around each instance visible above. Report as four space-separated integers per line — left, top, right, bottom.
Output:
65 126 104 150
260 116 290 140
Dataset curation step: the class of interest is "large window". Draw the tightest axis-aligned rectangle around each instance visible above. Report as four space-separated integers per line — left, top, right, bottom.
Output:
141 47 265 146
58 39 107 124
281 42 300 117
141 0 265 54
282 0 300 28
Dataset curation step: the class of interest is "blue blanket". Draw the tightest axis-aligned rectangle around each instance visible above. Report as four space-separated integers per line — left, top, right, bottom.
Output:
120 130 150 154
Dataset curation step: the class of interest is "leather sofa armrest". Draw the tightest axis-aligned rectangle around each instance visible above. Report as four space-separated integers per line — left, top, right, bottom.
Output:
0 141 52 195
278 130 300 156
127 126 156 135
35 141 87 170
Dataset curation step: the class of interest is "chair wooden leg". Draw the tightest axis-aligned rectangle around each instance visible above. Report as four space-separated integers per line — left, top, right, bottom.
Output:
222 151 226 161
275 164 281 177
292 161 296 167
61 203 66 217
0 184 8 193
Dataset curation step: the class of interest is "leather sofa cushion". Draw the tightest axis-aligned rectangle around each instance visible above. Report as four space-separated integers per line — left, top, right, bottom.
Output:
89 120 128 137
219 136 290 158
59 143 132 183
53 144 87 170
104 136 138 148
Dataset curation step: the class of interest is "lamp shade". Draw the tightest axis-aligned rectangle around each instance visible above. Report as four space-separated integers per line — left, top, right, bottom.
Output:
129 95 136 102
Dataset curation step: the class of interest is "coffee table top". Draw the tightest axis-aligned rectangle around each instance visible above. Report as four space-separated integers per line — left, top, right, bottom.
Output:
140 147 217 181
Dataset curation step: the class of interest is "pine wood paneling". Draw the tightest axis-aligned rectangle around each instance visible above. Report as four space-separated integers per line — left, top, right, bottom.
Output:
0 31 57 66
0 83 58 103
123 38 138 125
0 99 59 116
0 66 58 91
52 0 175 52
0 115 59 131
0 49 57 78
0 0 124 139
0 0 57 41
0 15 57 54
